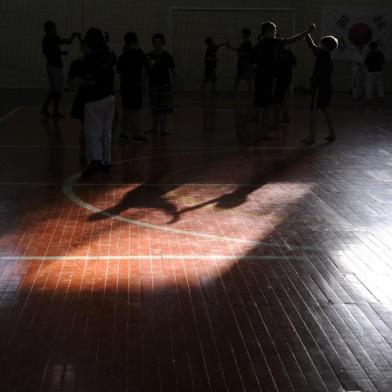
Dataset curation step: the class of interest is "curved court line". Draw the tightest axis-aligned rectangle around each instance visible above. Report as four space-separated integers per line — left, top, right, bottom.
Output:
63 151 316 251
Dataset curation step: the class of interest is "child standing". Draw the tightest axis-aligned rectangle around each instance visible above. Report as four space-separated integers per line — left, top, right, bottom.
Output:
253 21 315 140
272 46 297 127
226 28 254 95
117 32 148 144
365 41 385 103
147 33 175 135
202 37 227 94
77 28 116 177
301 33 338 145
41 21 78 117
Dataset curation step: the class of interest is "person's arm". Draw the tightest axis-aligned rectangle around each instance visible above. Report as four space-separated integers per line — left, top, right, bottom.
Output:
304 33 319 55
284 24 316 45
60 32 78 45
216 42 229 49
225 43 238 52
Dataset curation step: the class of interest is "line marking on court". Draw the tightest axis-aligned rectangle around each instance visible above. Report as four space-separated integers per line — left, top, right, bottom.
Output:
0 255 306 261
0 182 294 187
62 151 317 251
0 107 21 124
0 144 365 150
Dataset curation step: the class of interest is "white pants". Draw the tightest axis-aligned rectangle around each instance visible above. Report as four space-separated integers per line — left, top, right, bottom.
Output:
366 71 384 100
84 95 115 164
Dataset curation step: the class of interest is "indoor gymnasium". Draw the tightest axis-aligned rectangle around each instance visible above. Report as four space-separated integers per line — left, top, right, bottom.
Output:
0 1 392 391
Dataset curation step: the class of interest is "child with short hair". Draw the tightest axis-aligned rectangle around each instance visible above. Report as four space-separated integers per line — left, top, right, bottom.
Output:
365 41 385 103
147 33 175 135
77 28 116 177
301 33 339 145
253 21 315 140
226 28 254 95
202 37 228 94
117 32 148 144
41 21 78 118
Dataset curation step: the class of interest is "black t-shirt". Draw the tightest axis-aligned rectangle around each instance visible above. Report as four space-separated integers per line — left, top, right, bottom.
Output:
205 46 219 69
117 48 147 86
147 51 175 86
365 51 385 72
42 34 63 68
253 37 285 75
311 48 333 86
237 41 253 69
79 49 115 103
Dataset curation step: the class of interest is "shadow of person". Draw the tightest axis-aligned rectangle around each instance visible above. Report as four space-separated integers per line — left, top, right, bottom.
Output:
175 155 300 217
87 183 181 224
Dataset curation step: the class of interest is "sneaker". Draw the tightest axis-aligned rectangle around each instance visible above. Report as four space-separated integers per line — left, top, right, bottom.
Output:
324 135 336 142
118 133 129 143
82 160 103 177
131 134 149 144
301 138 315 146
161 130 171 136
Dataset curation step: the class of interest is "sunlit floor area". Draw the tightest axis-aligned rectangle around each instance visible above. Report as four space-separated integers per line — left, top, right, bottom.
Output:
1 92 392 391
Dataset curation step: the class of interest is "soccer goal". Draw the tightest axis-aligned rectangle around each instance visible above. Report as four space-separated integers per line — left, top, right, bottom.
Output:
170 7 296 91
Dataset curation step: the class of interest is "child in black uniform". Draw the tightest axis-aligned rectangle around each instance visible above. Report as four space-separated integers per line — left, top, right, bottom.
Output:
117 32 148 144
226 28 254 95
272 46 297 127
253 21 315 140
365 41 385 103
301 33 338 145
202 37 228 94
41 21 78 117
147 33 176 135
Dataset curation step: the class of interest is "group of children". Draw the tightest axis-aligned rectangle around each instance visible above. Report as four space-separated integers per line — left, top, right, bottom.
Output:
41 20 341 177
41 22 176 176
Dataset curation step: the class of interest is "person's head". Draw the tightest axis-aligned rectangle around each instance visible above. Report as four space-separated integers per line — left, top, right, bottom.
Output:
320 35 339 53
44 21 56 35
241 28 251 40
104 31 110 44
124 32 139 48
152 33 165 50
261 21 277 38
205 37 215 46
84 28 106 51
369 41 378 51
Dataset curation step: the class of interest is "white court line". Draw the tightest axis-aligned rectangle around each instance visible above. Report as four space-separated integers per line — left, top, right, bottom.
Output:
0 182 276 187
0 107 21 124
0 144 354 150
0 255 305 261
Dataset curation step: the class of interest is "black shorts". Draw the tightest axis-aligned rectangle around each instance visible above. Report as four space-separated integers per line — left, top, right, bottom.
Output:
311 84 332 110
121 85 143 110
